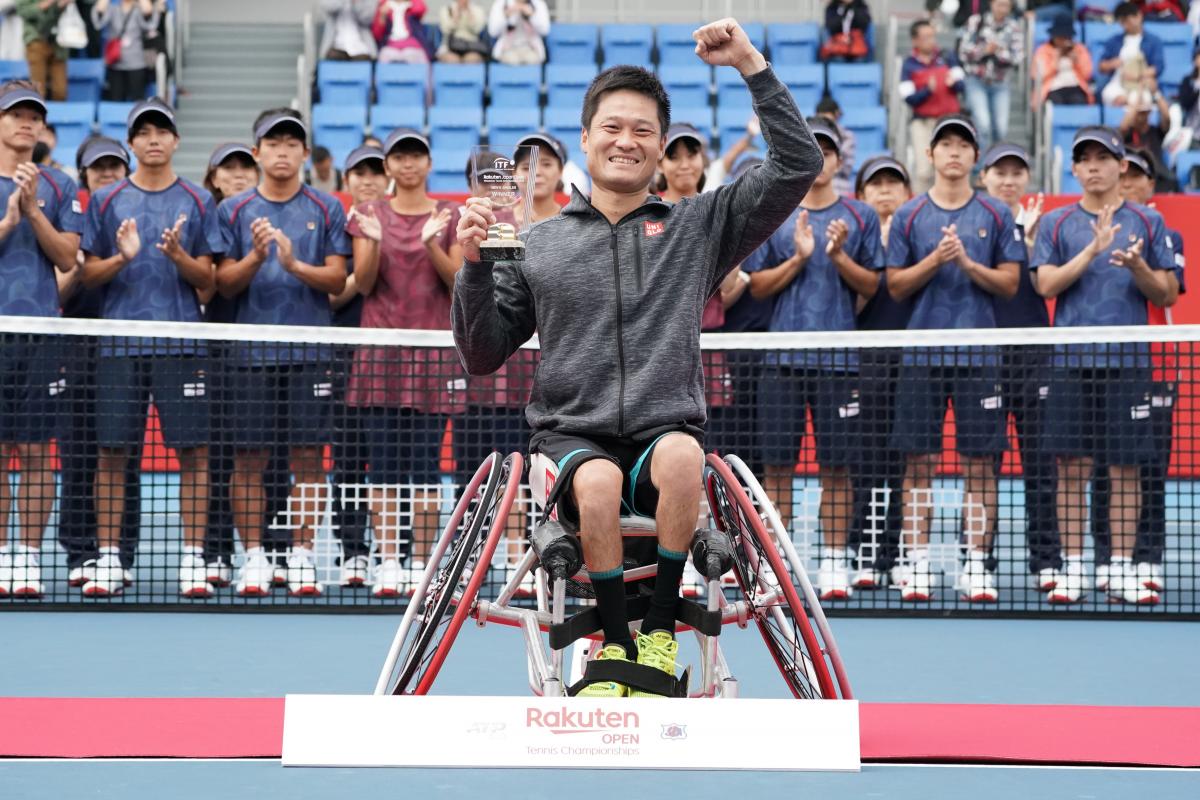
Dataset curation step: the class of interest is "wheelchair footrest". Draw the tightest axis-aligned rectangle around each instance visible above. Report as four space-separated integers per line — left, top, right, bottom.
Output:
548 596 722 651
566 658 690 698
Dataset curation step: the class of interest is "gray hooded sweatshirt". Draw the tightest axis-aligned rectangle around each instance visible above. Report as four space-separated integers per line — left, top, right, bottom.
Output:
452 66 821 439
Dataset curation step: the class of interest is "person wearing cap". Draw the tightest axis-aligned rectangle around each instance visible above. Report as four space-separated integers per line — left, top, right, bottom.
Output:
743 116 882 602
847 154 913 591
1032 125 1177 605
900 19 965 193
345 126 462 598
514 132 566 224
977 141 1062 596
0 79 83 598
453 20 820 698
1032 15 1095 108
79 97 222 598
1117 89 1172 190
203 142 259 206
887 114 1023 603
215 107 352 598
816 97 855 197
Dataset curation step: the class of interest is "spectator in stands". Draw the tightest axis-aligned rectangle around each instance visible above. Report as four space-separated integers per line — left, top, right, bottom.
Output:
887 116 1022 603
849 155 912 591
977 142 1063 595
1099 3 1164 105
820 0 871 63
1133 0 1185 21
744 119 883 601
1032 15 1094 107
958 0 1023 151
1032 126 1177 605
0 81 83 598
1118 89 1173 189
14 0 69 101
92 0 161 102
487 0 549 66
345 128 461 598
319 0 377 61
900 19 964 193
79 99 219 598
373 0 429 64
437 0 487 64
306 145 342 193
215 108 351 597
0 2 24 62
816 97 855 197
203 142 259 205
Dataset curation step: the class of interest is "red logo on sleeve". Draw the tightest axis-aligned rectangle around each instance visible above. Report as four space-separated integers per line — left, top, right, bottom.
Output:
644 221 665 237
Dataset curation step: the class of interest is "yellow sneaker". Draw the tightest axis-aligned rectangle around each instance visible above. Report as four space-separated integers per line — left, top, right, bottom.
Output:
630 630 678 698
576 644 630 698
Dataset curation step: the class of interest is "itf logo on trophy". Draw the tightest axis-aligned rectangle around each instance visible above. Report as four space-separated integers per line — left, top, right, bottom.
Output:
471 144 539 262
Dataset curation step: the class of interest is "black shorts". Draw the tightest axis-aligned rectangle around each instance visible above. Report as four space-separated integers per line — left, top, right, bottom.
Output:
756 368 859 468
0 335 62 443
1045 368 1153 464
453 405 529 483
530 424 701 526
230 364 333 448
892 366 1007 458
95 356 210 449
364 407 447 485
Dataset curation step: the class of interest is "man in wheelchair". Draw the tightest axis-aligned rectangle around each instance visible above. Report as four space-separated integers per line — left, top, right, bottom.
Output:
451 19 819 697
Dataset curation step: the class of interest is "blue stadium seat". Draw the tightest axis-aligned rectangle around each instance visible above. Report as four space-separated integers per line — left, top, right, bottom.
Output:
546 23 598 65
1083 21 1121 85
765 23 820 65
487 106 540 150
429 147 471 192
546 64 597 108
1174 150 1200 192
432 63 486 107
715 67 752 111
317 60 373 106
741 23 767 54
0 60 28 81
775 64 824 115
827 63 882 107
1147 22 1192 97
1049 104 1101 162
429 106 483 150
67 59 104 104
841 105 887 156
374 63 427 108
657 24 702 66
45 101 94 153
601 23 654 68
717 105 762 151
97 101 135 141
671 105 713 134
312 103 368 165
489 64 542 108
543 105 583 163
370 103 425 136
658 65 711 108
1034 19 1082 48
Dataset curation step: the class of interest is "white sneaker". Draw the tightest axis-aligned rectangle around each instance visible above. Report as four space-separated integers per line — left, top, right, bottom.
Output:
0 547 11 596
372 558 407 598
1136 562 1164 592
83 551 124 597
272 562 288 588
124 568 134 587
681 560 704 599
10 548 43 598
340 554 370 588
1108 558 1158 605
901 557 933 602
68 559 97 588
1095 562 1112 591
816 549 851 600
179 553 211 598
889 563 912 590
206 560 232 587
852 566 885 590
286 547 322 597
1048 557 1089 604
955 553 998 603
236 548 273 597
1033 567 1061 592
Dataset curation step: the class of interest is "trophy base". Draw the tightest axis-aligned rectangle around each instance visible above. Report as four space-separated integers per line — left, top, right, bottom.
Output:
479 240 525 262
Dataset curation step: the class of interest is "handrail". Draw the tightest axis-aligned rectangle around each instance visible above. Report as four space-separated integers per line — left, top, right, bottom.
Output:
297 54 312 123
165 9 178 89
155 51 168 103
303 11 317 79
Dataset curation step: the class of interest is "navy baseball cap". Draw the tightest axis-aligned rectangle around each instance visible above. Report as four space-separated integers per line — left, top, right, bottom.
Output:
931 116 979 149
807 117 842 153
209 141 254 169
1072 125 1125 160
344 144 385 172
665 122 710 151
856 154 910 190
0 86 47 117
383 127 430 155
1124 149 1154 178
516 132 568 166
981 142 1031 171
254 112 308 143
127 98 177 136
78 137 130 169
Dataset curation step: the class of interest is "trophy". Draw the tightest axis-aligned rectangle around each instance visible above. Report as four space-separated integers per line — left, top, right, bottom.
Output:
471 144 538 262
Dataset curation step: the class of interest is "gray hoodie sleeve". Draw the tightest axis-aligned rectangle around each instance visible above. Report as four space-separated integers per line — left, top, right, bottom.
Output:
692 66 821 291
451 259 537 376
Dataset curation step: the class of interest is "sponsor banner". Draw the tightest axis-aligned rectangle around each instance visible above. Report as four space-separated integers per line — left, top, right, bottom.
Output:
282 695 860 771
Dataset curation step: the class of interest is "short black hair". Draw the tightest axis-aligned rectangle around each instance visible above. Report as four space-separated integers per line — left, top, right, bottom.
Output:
253 106 303 137
1114 1 1140 18
312 145 332 163
43 122 56 135
581 66 670 136
910 19 933 38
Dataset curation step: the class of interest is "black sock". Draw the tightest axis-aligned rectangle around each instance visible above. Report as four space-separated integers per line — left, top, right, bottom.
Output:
590 567 634 659
641 545 687 636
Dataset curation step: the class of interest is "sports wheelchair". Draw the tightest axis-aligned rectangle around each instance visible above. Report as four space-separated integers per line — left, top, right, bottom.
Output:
375 450 852 700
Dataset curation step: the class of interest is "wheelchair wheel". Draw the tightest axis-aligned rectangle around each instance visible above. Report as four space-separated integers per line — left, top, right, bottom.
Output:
704 454 837 700
389 452 523 695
